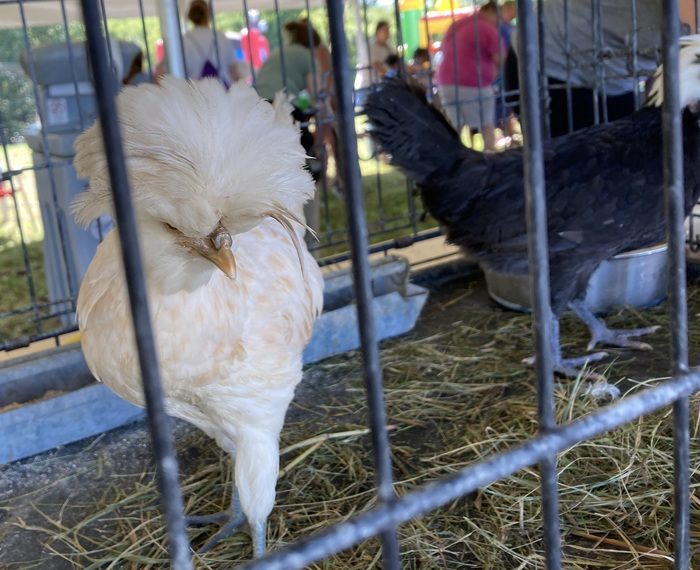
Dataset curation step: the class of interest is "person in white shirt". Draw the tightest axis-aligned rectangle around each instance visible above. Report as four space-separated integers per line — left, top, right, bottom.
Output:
156 0 240 86
369 21 395 83
354 20 396 107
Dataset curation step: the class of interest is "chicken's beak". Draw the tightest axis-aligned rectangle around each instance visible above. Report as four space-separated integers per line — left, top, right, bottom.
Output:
205 244 236 279
195 222 236 279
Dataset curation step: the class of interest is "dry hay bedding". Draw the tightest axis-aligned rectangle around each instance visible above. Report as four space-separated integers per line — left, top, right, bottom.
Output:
1 271 699 569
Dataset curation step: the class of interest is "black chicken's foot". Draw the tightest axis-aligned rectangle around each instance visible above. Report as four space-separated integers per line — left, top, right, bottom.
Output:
522 311 613 381
569 300 660 352
523 351 608 381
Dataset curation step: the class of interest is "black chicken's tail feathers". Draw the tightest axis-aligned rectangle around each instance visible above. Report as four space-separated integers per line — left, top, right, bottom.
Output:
364 78 476 185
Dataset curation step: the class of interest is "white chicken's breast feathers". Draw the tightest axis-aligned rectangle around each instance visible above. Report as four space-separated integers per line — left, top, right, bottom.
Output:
72 77 313 237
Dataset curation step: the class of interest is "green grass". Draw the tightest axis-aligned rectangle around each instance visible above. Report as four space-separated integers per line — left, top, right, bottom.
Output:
1 143 56 342
0 241 53 344
315 121 435 259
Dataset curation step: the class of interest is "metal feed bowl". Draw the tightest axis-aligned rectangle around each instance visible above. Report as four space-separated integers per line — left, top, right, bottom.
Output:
483 243 669 314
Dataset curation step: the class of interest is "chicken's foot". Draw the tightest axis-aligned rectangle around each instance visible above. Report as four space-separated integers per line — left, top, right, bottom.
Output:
188 483 247 554
522 313 610 383
569 300 660 352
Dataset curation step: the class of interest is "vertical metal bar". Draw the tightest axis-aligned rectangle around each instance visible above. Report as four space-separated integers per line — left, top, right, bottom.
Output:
472 0 484 140
495 1 506 123
448 1 461 133
326 0 400 568
79 2 191 568
594 0 608 123
361 0 373 85
207 0 224 77
360 0 386 228
158 0 186 78
421 0 435 97
631 0 640 110
241 2 257 88
516 0 561 568
137 0 154 75
391 0 405 75
98 0 116 74
59 0 86 132
660 1 690 568
536 0 550 138
590 0 601 125
563 0 573 133
272 0 287 91
174 0 190 79
303 11 319 99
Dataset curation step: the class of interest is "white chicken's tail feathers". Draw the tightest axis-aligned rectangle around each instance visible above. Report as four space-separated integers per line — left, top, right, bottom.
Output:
645 35 700 108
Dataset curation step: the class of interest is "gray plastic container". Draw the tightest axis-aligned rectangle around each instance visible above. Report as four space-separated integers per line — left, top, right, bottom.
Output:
20 40 142 134
26 130 112 326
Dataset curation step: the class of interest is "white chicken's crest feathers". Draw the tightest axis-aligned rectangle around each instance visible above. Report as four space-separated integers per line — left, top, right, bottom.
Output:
72 77 314 237
646 35 700 108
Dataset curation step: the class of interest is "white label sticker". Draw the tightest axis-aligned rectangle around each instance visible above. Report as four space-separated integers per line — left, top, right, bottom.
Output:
46 97 69 125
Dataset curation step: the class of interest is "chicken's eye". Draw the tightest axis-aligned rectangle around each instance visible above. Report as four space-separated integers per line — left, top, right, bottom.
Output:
163 222 179 233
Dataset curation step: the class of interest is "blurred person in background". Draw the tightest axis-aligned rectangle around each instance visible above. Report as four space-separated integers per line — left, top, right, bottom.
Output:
156 0 240 86
256 20 324 234
436 1 505 151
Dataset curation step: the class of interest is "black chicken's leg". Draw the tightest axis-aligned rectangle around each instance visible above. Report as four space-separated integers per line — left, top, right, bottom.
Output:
523 313 609 380
569 300 660 352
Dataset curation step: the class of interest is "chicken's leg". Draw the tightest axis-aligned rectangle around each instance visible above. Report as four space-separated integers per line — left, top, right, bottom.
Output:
252 520 266 558
187 472 247 554
569 300 660 352
523 313 608 380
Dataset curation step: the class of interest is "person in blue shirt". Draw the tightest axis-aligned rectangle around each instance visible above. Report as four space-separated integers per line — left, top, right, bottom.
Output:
498 1 516 49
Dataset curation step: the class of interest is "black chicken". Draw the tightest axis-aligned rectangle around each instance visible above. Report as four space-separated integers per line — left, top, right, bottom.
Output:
365 43 700 379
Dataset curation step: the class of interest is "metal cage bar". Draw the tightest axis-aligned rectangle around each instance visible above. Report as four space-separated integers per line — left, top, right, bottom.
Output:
1 1 698 567
325 0 400 567
660 0 691 568
241 368 700 569
78 2 191 568
515 0 561 567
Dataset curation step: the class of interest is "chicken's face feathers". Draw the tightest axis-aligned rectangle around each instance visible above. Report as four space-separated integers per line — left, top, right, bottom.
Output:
646 36 700 109
73 77 314 240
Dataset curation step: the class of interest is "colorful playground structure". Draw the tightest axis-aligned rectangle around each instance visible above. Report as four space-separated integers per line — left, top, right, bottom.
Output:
399 0 476 57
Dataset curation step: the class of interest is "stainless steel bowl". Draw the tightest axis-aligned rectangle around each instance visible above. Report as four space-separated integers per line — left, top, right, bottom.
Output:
483 243 668 313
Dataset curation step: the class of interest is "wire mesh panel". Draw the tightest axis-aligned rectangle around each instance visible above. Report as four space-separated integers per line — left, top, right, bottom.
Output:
0 0 699 568
3 0 697 355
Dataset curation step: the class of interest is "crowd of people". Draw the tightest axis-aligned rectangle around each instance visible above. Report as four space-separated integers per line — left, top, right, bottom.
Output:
141 0 670 198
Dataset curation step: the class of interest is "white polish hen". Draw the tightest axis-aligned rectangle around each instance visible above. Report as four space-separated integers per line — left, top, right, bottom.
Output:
72 77 324 557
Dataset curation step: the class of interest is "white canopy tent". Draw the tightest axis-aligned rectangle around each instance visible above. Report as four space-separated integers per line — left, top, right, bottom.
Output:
0 0 330 78
0 0 323 29
1 0 370 87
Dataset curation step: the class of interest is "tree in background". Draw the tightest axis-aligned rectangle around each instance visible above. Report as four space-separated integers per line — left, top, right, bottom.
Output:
0 63 34 143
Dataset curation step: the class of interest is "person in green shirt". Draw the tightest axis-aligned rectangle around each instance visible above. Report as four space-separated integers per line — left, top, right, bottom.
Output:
255 21 319 108
256 20 324 236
